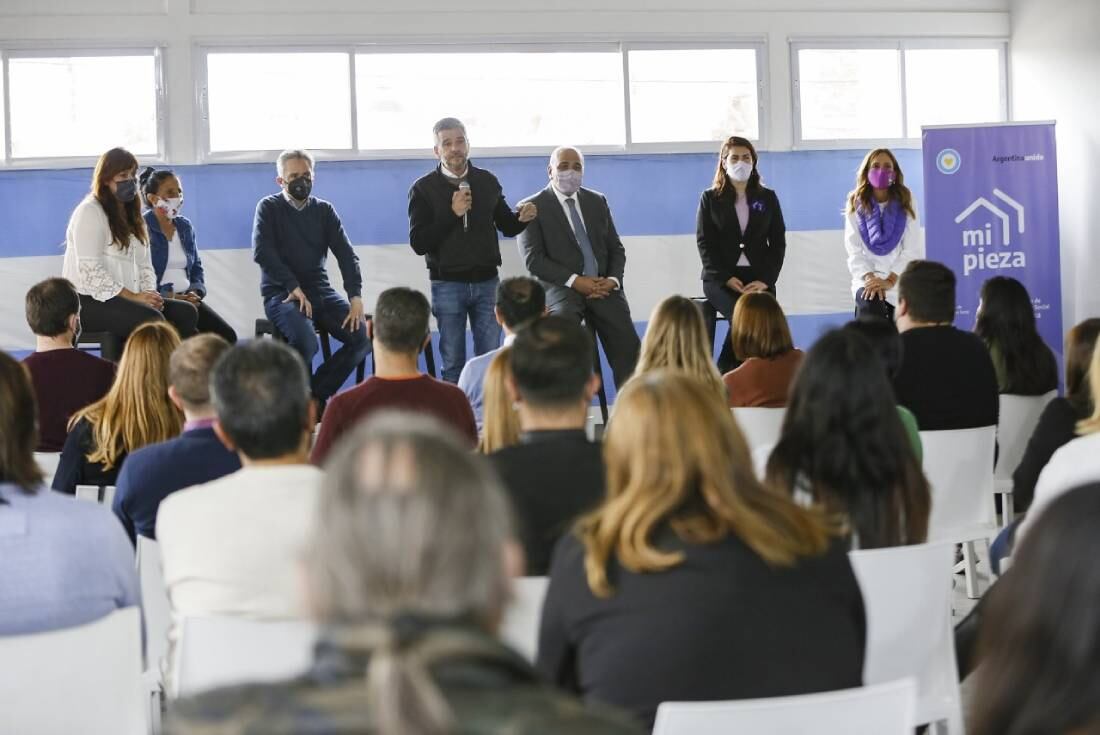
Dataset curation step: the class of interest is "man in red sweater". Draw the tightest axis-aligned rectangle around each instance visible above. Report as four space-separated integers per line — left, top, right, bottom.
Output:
312 287 477 463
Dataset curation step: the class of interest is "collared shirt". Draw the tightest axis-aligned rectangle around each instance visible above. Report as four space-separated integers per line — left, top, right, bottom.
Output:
551 184 620 291
440 162 469 181
458 333 518 431
182 417 217 433
282 189 309 211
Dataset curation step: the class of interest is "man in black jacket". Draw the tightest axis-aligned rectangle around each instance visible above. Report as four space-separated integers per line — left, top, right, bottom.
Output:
408 118 537 383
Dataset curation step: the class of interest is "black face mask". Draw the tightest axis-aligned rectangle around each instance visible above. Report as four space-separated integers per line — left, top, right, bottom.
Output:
287 176 313 201
115 178 138 203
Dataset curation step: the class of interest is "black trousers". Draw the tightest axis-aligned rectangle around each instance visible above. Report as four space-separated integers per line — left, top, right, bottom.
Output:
194 300 238 343
79 294 198 359
703 271 776 374
546 285 641 390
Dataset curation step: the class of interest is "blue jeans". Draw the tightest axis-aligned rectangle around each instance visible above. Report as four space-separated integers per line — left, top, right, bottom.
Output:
264 288 371 401
431 278 501 383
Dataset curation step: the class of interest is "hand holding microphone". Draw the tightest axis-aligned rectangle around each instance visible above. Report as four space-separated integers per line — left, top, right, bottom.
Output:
455 181 472 232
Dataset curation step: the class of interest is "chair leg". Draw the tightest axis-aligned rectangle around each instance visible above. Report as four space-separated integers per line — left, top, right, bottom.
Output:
963 541 981 599
423 341 437 378
1002 492 1015 526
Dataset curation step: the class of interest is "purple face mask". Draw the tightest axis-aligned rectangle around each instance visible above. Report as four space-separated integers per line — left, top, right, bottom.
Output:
868 167 896 189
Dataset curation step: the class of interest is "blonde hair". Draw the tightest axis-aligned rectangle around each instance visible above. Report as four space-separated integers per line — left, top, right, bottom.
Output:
632 295 726 403
845 148 917 219
477 348 520 454
579 370 834 598
70 321 183 470
1076 341 1100 436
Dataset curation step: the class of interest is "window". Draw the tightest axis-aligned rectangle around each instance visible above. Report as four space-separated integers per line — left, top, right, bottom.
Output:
628 48 761 143
204 51 352 153
905 48 1003 132
6 52 160 160
795 48 903 141
354 50 624 150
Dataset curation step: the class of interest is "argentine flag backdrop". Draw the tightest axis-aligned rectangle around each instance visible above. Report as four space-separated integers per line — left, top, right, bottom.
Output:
0 148 925 400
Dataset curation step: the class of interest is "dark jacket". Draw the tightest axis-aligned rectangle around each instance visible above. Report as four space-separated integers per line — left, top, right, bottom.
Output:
894 326 1000 431
1011 396 1090 511
52 418 124 495
167 621 643 735
697 185 787 287
144 211 207 297
517 186 627 287
408 163 527 282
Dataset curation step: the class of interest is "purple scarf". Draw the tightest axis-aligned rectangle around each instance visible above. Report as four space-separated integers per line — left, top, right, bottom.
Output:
856 198 906 256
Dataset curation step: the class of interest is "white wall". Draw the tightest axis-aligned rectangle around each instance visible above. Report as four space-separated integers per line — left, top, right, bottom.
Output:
0 0 1009 162
1010 0 1100 327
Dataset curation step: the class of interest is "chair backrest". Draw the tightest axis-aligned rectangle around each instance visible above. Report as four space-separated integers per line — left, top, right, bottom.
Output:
498 576 549 662
74 485 116 506
731 407 786 454
995 391 1058 481
33 451 61 482
0 607 146 735
172 616 318 699
919 426 997 541
652 679 917 735
849 542 961 728
137 536 172 678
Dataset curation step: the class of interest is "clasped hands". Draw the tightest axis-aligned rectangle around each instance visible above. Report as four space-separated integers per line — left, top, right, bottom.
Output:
861 273 896 301
724 276 769 294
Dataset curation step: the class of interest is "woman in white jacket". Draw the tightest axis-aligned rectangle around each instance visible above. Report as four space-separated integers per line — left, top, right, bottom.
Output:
844 148 923 320
62 147 196 358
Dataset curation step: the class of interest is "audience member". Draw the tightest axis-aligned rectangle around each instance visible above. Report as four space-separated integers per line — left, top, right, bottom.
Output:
765 329 930 548
970 485 1100 735
723 291 802 407
53 320 182 494
312 287 477 463
974 275 1058 395
168 413 642 735
22 277 115 452
458 276 545 430
490 316 604 575
478 347 521 454
893 260 999 430
112 334 240 543
538 371 865 729
0 351 138 636
156 340 322 677
629 295 726 403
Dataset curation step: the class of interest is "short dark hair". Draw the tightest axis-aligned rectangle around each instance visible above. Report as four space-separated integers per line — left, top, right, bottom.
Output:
138 166 176 200
898 260 956 324
25 278 80 338
432 117 466 140
211 340 311 460
496 277 545 330
170 334 231 408
374 288 431 354
510 315 593 409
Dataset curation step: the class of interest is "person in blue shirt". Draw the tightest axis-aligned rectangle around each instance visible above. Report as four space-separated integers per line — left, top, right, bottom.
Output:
252 149 370 404
0 350 139 636
139 167 238 344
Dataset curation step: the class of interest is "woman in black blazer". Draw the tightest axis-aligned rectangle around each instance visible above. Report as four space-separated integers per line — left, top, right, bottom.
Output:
697 136 787 373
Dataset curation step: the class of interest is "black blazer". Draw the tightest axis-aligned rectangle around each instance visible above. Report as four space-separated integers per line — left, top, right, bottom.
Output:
517 186 627 288
697 186 787 287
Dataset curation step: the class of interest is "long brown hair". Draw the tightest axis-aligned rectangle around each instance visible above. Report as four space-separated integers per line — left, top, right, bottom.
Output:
711 135 762 199
92 147 147 249
845 148 916 219
731 292 795 361
70 321 183 470
477 347 520 454
632 295 726 403
0 353 44 492
579 370 834 597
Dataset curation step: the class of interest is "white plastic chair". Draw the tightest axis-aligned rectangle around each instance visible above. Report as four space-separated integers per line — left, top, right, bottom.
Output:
652 678 917 735
731 407 786 455
850 542 963 735
75 484 116 506
172 616 318 699
137 537 172 678
920 426 998 598
33 451 61 482
499 576 549 662
995 391 1057 526
0 607 146 735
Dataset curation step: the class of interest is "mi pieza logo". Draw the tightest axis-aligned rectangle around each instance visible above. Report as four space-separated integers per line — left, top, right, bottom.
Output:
954 189 1027 277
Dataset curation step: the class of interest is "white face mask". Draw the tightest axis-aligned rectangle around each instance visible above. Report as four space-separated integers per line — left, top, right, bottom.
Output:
155 196 183 219
553 169 583 196
725 161 753 183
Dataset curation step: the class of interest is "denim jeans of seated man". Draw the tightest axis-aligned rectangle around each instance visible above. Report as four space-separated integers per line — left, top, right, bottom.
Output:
431 278 502 383
264 288 372 401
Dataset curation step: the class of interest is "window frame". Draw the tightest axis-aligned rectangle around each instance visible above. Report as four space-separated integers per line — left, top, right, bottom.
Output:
790 37 1009 150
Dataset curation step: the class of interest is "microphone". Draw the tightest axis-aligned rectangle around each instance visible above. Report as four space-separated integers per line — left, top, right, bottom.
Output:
458 181 470 232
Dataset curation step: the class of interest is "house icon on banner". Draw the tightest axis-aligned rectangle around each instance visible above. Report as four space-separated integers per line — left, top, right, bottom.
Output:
954 189 1025 247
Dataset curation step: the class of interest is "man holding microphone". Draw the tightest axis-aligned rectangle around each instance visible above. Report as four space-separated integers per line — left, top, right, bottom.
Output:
408 117 537 383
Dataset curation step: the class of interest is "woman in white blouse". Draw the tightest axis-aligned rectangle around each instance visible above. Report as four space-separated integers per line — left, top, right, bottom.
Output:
62 148 197 357
843 148 923 320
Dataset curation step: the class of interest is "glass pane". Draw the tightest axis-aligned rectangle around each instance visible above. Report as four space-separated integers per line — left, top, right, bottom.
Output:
206 52 351 152
8 55 158 159
905 48 1003 135
355 51 624 149
797 48 903 140
629 49 759 142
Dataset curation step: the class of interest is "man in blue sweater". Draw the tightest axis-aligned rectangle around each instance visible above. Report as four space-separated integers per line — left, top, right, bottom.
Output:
112 334 241 544
253 149 370 402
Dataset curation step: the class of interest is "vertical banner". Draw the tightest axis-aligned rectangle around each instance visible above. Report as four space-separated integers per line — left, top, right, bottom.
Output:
922 122 1063 367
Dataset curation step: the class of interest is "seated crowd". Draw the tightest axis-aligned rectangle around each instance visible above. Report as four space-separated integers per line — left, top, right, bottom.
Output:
3 257 1100 733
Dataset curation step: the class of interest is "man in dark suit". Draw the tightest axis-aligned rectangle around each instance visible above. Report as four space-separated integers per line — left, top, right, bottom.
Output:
489 316 605 576
517 146 640 388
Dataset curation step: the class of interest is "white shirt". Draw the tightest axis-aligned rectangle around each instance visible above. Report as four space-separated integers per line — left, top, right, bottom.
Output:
162 229 190 293
62 195 157 301
551 185 620 291
1015 431 1100 545
843 199 923 298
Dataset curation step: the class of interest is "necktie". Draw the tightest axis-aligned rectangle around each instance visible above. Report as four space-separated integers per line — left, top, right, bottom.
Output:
565 198 598 277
